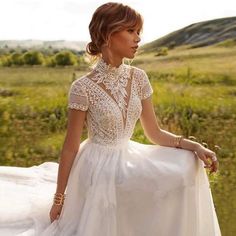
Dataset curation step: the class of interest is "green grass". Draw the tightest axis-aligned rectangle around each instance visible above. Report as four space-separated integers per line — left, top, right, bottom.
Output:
0 44 236 235
134 44 236 236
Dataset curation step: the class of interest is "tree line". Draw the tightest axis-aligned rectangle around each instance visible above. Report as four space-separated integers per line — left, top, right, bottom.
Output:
0 48 87 67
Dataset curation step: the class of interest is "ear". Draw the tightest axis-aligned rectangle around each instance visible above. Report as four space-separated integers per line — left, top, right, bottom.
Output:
103 38 110 48
107 38 111 48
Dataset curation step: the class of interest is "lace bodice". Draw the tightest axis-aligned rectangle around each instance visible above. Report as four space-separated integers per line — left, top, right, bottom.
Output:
68 58 153 146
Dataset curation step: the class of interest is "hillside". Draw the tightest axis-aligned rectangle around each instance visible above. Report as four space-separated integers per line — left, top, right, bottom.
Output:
1 16 236 54
0 40 87 52
140 16 236 53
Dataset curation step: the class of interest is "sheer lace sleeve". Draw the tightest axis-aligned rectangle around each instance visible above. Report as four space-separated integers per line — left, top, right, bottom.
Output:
140 70 153 100
67 79 89 111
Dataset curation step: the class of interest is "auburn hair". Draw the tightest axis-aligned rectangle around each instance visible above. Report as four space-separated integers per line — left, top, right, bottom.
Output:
86 2 143 58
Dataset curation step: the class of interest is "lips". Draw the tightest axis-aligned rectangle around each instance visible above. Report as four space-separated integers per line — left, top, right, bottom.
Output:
131 46 138 52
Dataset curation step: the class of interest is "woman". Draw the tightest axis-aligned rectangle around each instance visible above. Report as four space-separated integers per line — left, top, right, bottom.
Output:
0 2 221 236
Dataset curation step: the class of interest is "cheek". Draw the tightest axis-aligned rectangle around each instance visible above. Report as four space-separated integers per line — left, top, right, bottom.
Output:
111 34 130 50
116 39 130 53
118 38 127 49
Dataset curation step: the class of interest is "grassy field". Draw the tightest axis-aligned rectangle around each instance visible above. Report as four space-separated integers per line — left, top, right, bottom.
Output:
0 44 235 235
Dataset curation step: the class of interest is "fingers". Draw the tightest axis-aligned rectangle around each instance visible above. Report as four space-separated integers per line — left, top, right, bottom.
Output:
203 156 211 169
209 159 219 174
198 154 219 174
209 152 219 174
193 151 211 168
206 155 219 174
50 215 58 223
195 148 219 174
50 212 60 223
50 213 55 223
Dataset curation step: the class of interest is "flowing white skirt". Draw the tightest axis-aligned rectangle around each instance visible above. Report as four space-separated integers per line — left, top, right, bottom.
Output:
0 139 221 236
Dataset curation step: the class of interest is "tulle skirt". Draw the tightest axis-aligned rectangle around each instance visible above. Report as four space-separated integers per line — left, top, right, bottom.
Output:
0 138 221 236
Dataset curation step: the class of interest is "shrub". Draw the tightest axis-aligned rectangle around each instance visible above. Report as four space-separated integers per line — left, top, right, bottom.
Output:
54 51 77 66
23 51 44 65
10 53 24 65
155 47 168 56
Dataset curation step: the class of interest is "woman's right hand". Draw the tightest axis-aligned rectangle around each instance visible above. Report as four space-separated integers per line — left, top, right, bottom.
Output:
194 144 219 174
49 204 63 223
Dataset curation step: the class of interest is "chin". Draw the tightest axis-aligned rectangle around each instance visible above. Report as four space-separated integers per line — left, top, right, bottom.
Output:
125 54 135 59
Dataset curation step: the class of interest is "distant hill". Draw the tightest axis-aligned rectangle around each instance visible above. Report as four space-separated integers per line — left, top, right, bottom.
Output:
0 40 88 52
141 16 236 53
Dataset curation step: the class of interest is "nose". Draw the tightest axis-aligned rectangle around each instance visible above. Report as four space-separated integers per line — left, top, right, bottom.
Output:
135 34 141 43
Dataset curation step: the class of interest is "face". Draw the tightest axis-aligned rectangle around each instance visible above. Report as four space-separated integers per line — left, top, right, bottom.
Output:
108 26 141 59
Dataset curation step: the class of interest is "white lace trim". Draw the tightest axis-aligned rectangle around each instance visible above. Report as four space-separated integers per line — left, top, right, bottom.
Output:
91 58 131 118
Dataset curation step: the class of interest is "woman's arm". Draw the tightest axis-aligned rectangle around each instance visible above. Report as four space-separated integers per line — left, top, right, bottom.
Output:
140 96 219 173
140 97 200 151
55 109 87 194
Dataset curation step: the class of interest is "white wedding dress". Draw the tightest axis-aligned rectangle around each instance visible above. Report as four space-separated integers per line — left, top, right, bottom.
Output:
0 58 221 236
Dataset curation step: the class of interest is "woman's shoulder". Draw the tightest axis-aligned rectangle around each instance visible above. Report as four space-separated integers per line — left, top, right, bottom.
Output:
71 75 87 85
70 71 93 87
68 74 89 96
73 70 99 85
129 65 148 80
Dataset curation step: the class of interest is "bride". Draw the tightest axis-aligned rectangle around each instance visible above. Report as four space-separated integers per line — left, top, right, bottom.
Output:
0 2 221 236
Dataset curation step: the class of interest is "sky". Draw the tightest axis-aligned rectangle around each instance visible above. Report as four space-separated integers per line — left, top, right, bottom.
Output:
1 0 235 44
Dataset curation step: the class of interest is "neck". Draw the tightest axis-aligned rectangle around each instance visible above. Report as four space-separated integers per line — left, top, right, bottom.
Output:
101 54 123 68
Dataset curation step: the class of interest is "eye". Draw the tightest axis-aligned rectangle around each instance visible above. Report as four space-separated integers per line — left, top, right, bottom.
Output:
127 28 140 35
127 29 134 33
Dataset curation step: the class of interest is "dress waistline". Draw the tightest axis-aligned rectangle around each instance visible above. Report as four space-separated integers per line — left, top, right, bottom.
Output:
86 138 130 150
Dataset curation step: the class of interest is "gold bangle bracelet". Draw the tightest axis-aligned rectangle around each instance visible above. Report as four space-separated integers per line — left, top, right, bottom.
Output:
54 193 66 197
54 201 64 206
53 193 66 206
53 198 65 206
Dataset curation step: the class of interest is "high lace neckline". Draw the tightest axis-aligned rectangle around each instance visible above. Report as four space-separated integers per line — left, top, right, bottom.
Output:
90 57 131 120
93 57 127 79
